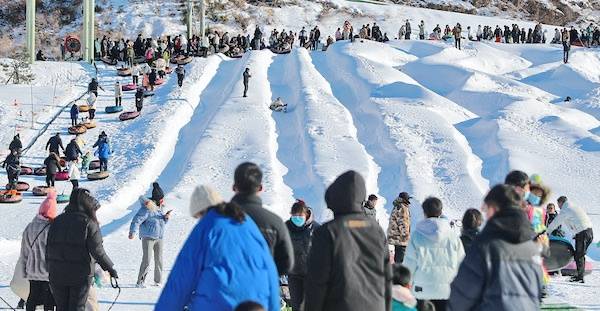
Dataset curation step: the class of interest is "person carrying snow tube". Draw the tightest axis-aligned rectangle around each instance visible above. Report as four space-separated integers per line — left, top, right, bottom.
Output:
2 150 21 190
70 104 79 127
135 87 144 112
45 133 64 157
43 152 61 188
87 78 104 97
175 64 185 88
155 185 280 311
87 92 97 120
94 139 112 172
129 183 170 288
46 188 118 311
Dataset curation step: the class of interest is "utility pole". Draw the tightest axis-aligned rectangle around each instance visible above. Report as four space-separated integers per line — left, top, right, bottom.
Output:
83 0 95 62
89 0 95 62
26 0 36 64
187 0 193 39
199 0 205 41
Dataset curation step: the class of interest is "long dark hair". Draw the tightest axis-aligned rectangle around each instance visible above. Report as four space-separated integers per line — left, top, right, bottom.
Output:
211 202 245 223
65 188 100 223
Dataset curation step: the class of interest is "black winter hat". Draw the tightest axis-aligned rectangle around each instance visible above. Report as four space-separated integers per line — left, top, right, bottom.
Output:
325 170 366 216
151 182 164 201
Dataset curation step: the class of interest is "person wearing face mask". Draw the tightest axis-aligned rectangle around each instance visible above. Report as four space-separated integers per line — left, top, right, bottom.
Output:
448 184 543 311
285 200 320 311
156 185 280 311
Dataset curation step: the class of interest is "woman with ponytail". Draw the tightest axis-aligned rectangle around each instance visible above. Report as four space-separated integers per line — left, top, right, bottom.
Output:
156 185 280 311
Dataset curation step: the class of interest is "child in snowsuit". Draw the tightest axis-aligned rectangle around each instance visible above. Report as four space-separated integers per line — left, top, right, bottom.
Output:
81 151 92 175
392 264 418 311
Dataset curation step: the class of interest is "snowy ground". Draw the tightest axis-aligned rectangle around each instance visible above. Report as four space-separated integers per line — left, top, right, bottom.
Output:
2 3 600 310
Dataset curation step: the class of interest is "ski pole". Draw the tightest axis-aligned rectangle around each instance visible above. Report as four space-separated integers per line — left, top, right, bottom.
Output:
107 276 121 311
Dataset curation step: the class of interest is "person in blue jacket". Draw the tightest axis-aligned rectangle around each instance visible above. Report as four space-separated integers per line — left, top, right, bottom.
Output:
129 182 170 287
94 139 112 172
70 104 79 127
155 185 279 311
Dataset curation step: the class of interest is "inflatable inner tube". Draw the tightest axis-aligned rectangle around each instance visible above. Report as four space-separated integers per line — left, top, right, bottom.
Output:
20 166 33 175
560 260 593 276
68 125 87 135
165 67 173 74
89 160 101 170
57 194 70 204
78 105 90 112
547 237 575 272
119 111 140 121
117 68 132 76
134 56 146 64
81 120 96 129
177 56 193 65
122 83 137 91
34 167 47 176
101 57 118 66
88 171 110 181
55 171 70 181
32 186 54 196
6 182 30 192
143 91 155 97
155 78 165 86
105 105 124 114
0 191 22 203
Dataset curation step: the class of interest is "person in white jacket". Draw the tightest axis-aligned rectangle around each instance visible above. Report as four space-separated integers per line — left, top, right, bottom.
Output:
69 158 81 189
87 92 97 120
115 81 123 107
547 196 593 282
404 197 465 311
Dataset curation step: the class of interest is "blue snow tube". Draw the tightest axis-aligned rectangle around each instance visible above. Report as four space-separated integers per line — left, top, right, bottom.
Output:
105 106 124 114
547 235 574 272
57 194 70 204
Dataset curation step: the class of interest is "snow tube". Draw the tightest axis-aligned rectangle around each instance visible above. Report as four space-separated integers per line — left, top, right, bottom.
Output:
117 68 132 76
561 260 593 276
81 120 96 129
143 91 155 97
68 125 87 135
78 105 90 112
6 182 30 192
89 160 100 170
230 53 244 59
59 158 67 168
20 166 33 175
57 194 70 204
270 48 291 55
165 67 173 74
177 56 193 65
219 45 230 54
105 105 123 114
34 167 46 176
0 190 22 204
32 186 53 196
119 111 140 121
547 236 575 272
55 171 70 181
133 56 146 64
122 83 137 91
101 57 117 66
155 78 165 86
88 171 109 181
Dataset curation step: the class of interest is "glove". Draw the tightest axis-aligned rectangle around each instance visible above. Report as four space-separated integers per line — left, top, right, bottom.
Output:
108 267 118 279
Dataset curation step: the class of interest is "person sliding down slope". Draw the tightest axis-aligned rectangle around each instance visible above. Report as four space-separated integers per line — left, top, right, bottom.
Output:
269 97 287 112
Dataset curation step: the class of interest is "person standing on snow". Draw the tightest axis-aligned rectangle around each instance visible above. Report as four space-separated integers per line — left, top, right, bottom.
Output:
135 87 144 112
363 194 378 220
45 133 64 157
459 208 483 254
115 81 123 107
2 150 21 190
449 184 543 310
87 92 97 120
242 68 251 98
94 138 112 172
132 63 141 85
388 192 412 263
175 64 186 88
419 20 425 40
70 104 79 127
405 20 412 40
47 188 118 311
20 189 58 311
155 185 280 311
129 182 170 288
230 162 294 275
68 158 81 189
285 200 320 311
453 23 462 50
65 138 82 163
43 153 61 188
304 171 390 311
547 196 594 283
87 78 104 97
562 28 571 63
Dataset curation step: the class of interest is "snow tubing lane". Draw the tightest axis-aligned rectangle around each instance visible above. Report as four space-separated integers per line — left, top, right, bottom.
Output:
32 186 53 196
119 111 140 121
101 57 117 66
57 194 70 204
55 171 69 181
89 160 100 170
117 68 132 76
81 121 96 129
78 105 90 112
561 261 593 276
88 171 109 180
0 192 22 204
34 167 46 176
20 166 33 175
547 237 575 272
105 106 124 114
68 125 87 135
6 182 30 192
122 84 137 91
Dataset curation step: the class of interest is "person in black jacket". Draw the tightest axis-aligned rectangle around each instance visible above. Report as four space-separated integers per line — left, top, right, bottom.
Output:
459 208 482 255
45 133 64 156
9 134 22 154
148 69 157 91
285 200 320 311
230 162 293 275
87 78 104 97
2 149 20 190
65 139 82 162
242 68 251 98
135 88 144 112
43 153 61 187
304 170 391 311
46 188 117 311
448 184 543 311
70 104 79 127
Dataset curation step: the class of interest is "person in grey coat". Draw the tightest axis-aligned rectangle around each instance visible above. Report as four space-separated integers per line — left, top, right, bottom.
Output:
448 184 543 311
362 194 378 220
129 182 171 287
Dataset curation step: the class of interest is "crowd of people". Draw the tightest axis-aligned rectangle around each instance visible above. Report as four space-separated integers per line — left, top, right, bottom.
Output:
5 157 595 311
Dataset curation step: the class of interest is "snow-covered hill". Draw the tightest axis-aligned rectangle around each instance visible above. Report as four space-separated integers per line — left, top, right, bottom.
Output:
1 2 600 310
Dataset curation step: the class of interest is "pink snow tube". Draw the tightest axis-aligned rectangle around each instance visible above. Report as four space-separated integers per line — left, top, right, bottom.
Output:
119 111 140 121
55 171 70 181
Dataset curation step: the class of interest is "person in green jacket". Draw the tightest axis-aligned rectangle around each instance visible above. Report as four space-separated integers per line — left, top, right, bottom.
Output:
392 264 417 311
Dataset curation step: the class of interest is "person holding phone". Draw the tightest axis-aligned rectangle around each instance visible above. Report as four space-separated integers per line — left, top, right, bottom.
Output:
129 182 170 288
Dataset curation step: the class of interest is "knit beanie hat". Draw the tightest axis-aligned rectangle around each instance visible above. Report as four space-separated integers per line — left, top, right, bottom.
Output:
39 189 58 220
151 182 164 202
189 185 223 217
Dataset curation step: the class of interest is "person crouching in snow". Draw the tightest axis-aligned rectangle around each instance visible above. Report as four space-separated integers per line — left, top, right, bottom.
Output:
155 185 280 311
129 182 170 288
269 97 287 112
20 189 58 311
392 264 418 311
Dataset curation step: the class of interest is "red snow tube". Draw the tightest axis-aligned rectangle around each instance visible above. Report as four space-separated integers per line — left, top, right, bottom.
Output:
59 158 67 168
155 78 165 86
122 83 138 91
65 36 81 53
32 186 54 196
0 190 23 204
177 56 193 65
88 171 110 181
55 171 70 181
6 182 30 192
561 260 593 276
34 167 46 176
117 68 132 76
78 105 90 112
68 125 87 135
20 166 33 175
89 160 100 170
119 111 140 121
